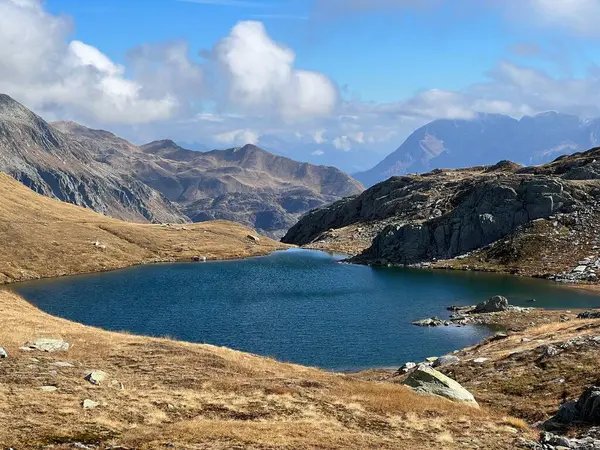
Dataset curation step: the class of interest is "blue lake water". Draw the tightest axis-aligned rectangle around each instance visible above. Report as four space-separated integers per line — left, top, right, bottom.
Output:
11 249 600 371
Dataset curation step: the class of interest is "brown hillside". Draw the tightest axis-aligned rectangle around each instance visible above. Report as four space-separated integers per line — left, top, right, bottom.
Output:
0 172 287 284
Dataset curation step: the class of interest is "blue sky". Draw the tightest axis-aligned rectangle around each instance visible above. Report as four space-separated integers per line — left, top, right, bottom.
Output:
3 0 600 172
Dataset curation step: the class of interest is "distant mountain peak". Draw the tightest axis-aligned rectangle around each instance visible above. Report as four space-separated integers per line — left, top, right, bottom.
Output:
354 112 600 187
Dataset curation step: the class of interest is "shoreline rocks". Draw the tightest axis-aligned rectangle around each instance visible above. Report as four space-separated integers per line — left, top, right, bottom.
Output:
412 295 532 328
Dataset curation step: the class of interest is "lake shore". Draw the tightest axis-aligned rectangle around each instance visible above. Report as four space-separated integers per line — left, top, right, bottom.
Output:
0 289 532 449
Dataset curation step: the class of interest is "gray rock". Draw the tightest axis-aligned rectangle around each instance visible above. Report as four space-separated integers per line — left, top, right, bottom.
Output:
403 365 478 405
552 386 600 426
0 347 7 358
473 357 490 364
474 296 510 313
52 361 74 367
433 355 460 367
412 317 448 327
85 371 107 385
82 399 100 409
398 362 417 373
40 386 58 392
25 338 70 353
578 310 600 319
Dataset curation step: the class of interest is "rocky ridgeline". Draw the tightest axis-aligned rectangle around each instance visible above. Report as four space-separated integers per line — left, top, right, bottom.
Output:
283 150 600 279
0 95 187 224
0 94 362 236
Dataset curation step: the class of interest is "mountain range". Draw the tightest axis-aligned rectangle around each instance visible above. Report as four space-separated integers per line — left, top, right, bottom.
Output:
354 112 600 187
0 94 363 237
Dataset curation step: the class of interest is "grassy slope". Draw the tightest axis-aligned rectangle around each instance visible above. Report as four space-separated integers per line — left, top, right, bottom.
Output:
0 173 525 449
0 290 525 449
0 173 288 284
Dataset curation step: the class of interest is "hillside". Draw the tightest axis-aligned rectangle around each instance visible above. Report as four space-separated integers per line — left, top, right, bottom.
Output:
54 123 364 238
0 288 530 449
0 173 287 284
0 95 186 224
283 149 600 282
355 112 600 187
0 170 526 449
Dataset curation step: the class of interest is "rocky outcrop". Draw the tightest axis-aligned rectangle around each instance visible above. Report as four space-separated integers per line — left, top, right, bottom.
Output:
403 365 478 405
355 177 581 265
284 148 600 275
551 387 600 427
0 95 186 224
474 296 509 313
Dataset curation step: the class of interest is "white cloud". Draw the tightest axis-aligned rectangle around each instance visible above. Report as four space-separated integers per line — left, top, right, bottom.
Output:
332 136 352 151
213 128 260 145
313 130 327 143
0 0 177 124
311 150 325 156
208 21 338 120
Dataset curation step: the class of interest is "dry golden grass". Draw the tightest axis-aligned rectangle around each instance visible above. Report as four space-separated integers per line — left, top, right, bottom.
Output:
0 173 289 283
415 318 600 424
0 173 531 448
0 290 527 449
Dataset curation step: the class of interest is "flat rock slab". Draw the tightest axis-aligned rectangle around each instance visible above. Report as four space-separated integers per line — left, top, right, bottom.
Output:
82 399 100 409
85 370 107 385
403 365 479 406
473 357 491 364
40 386 57 392
24 338 70 353
52 362 74 367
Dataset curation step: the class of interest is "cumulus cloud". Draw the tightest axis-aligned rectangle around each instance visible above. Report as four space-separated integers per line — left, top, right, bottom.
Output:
206 21 338 120
0 0 178 124
0 2 336 128
213 128 260 145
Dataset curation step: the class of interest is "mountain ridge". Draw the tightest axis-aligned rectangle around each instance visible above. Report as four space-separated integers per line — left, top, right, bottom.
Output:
0 94 362 237
354 112 600 186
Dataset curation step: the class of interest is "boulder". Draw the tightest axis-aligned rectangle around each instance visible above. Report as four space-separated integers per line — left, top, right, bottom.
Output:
474 296 509 313
403 365 478 406
247 235 260 243
24 338 69 352
398 362 417 373
85 371 107 385
0 347 7 358
553 386 600 425
433 355 460 367
473 357 490 364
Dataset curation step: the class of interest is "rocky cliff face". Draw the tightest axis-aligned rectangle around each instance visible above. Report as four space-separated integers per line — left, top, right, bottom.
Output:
0 95 187 224
283 151 600 278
